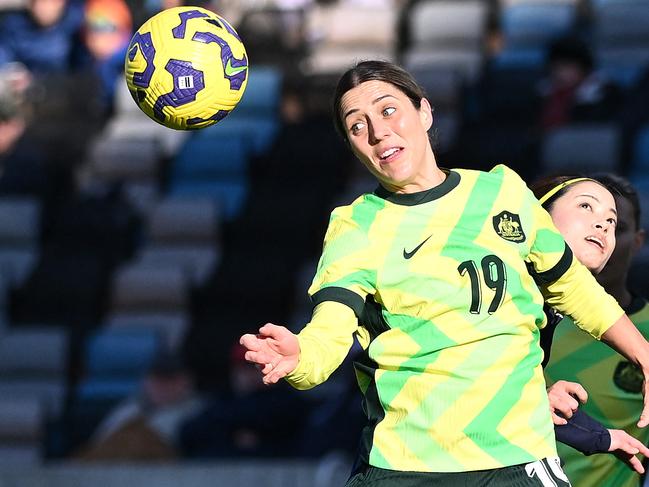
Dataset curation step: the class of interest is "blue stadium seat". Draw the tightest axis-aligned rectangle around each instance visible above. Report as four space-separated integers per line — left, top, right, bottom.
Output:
75 328 161 404
501 2 576 48
0 327 68 416
83 329 161 379
169 180 248 222
189 66 282 156
541 124 621 174
233 65 283 118
75 379 140 401
491 47 546 70
197 116 280 156
170 130 253 221
172 132 250 180
597 47 649 88
593 1 649 47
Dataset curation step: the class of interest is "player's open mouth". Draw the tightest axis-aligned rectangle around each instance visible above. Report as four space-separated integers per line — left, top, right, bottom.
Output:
585 236 604 250
379 147 403 163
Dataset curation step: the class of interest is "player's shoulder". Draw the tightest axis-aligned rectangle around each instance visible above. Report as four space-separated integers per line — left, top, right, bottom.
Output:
328 192 379 232
334 188 384 212
487 164 527 185
453 164 527 189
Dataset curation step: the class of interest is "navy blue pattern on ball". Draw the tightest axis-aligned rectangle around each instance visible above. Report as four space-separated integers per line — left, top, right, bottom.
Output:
128 32 156 88
172 10 209 39
153 59 204 122
187 109 229 126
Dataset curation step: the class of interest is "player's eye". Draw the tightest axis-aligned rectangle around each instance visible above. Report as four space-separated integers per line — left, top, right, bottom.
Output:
579 202 591 211
607 217 617 227
382 107 396 117
350 122 365 134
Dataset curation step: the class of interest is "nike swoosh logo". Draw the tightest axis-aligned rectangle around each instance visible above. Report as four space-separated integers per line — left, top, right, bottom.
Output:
403 235 432 259
225 59 247 76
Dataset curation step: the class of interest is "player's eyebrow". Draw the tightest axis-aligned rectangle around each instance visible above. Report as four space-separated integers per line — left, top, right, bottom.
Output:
576 193 617 216
343 94 397 121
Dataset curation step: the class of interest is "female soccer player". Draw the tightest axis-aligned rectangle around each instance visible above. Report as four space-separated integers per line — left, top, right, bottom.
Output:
537 174 649 486
240 60 649 486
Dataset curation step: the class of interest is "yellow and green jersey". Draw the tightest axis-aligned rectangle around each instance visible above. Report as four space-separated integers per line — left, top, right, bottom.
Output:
545 297 649 487
287 165 623 473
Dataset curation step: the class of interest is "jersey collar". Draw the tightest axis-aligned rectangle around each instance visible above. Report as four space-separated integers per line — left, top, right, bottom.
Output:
373 170 460 206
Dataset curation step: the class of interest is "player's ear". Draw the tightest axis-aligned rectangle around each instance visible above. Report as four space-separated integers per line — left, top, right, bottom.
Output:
419 98 433 131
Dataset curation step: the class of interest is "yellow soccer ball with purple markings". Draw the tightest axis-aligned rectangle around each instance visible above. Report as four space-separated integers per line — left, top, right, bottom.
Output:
124 6 248 130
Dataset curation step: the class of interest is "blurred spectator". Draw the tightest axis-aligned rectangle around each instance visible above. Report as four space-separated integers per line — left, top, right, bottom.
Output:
180 342 311 458
0 67 29 157
0 0 86 76
0 64 73 221
75 350 204 461
537 36 621 131
81 0 133 117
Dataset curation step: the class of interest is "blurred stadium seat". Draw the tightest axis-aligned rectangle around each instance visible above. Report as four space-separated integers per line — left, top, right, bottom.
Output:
541 123 620 174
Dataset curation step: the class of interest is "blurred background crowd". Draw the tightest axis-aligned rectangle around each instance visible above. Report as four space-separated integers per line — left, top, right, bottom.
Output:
0 0 648 481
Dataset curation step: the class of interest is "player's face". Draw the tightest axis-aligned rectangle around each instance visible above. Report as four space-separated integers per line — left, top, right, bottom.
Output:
549 181 617 274
339 80 434 193
597 195 645 285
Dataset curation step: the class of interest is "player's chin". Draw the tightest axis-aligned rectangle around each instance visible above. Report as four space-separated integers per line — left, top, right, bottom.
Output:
580 252 609 275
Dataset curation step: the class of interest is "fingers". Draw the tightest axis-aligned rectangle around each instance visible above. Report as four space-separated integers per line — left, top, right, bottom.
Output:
548 395 577 419
615 439 640 455
259 323 286 339
240 330 281 366
240 324 297 386
609 429 649 473
619 432 649 458
565 381 588 404
262 360 292 385
550 380 588 404
244 349 277 366
635 438 649 458
639 381 649 427
627 455 644 475
240 333 261 351
554 400 576 419
240 325 285 350
550 410 567 426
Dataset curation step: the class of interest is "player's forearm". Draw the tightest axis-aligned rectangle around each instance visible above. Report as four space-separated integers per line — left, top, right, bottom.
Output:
285 301 358 390
601 314 649 371
554 409 610 455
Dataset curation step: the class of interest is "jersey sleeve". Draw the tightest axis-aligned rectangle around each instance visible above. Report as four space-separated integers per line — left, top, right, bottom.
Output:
522 174 623 339
308 207 376 315
286 206 376 390
541 256 623 339
285 301 362 390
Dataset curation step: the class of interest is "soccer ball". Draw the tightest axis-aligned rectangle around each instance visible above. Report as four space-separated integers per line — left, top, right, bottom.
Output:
124 6 248 130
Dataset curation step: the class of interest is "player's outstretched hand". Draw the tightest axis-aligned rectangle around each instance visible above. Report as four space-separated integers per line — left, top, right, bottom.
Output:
608 428 649 474
240 324 300 385
547 380 588 425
